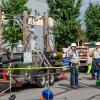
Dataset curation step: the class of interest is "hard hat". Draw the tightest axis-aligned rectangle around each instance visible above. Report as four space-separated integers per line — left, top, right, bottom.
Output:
71 43 77 47
95 42 100 46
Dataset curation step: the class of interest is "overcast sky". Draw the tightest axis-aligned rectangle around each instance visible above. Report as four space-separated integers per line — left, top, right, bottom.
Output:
80 0 100 19
26 0 100 17
0 0 100 20
0 0 100 16
79 0 100 28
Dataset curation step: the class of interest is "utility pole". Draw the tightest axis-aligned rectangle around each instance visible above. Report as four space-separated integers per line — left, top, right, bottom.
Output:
0 7 3 58
76 28 81 46
23 11 29 52
43 13 50 52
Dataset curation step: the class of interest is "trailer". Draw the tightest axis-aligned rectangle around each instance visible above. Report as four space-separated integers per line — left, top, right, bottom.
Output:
0 51 64 94
0 11 64 93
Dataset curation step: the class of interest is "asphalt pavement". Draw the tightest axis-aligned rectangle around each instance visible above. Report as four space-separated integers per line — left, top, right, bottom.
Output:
0 73 100 100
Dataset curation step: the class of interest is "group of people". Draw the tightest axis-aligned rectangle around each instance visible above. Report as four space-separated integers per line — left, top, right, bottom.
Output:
68 42 100 89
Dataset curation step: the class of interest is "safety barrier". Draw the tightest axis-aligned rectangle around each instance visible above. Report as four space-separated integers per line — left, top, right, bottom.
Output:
0 66 67 99
2 66 63 70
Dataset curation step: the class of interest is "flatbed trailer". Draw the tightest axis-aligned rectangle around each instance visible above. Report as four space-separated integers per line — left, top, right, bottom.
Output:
0 52 63 93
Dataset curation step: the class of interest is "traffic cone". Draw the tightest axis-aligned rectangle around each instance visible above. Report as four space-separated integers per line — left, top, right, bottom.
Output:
40 96 44 100
2 70 7 80
59 73 67 80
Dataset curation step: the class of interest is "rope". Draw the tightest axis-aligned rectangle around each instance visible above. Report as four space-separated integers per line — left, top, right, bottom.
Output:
0 87 10 96
2 66 63 70
0 71 65 95
12 72 64 77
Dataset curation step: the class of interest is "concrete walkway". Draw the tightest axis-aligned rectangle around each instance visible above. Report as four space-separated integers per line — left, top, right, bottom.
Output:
54 74 100 100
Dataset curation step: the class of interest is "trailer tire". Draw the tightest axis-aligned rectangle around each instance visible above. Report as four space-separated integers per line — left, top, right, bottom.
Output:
36 71 46 88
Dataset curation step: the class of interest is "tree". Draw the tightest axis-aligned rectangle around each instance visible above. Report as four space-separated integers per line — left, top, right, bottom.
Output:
85 3 100 42
47 0 83 48
1 0 31 47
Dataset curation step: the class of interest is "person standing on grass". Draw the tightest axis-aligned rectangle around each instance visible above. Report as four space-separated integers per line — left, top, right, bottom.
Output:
69 43 80 89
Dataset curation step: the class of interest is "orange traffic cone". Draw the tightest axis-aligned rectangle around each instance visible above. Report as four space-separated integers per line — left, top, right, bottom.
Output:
2 70 7 80
40 96 44 100
59 73 62 78
59 73 67 80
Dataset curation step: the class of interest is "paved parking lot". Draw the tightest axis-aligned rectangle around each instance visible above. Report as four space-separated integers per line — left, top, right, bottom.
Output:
0 73 100 100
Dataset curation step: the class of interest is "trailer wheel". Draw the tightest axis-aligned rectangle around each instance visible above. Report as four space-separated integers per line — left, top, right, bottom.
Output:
49 70 55 85
36 71 46 88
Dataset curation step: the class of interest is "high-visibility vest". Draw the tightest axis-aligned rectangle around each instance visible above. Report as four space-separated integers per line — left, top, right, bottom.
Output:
89 50 94 57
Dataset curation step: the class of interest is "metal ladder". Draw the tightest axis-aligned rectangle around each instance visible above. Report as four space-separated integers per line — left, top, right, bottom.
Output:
35 43 51 67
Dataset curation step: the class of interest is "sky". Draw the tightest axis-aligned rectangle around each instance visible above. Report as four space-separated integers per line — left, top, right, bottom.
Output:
80 0 100 19
1 0 100 27
0 0 100 16
26 0 100 28
27 0 48 16
80 0 100 28
27 0 100 18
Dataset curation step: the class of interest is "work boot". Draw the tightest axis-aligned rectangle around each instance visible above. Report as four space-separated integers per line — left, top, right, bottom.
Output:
75 85 81 88
70 86 78 89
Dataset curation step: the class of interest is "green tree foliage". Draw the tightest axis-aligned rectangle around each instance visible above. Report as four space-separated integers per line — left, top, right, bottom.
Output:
47 0 83 48
1 0 31 46
85 3 100 42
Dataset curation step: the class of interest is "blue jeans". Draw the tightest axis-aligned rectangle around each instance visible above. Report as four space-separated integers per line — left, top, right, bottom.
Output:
70 63 79 86
91 59 100 78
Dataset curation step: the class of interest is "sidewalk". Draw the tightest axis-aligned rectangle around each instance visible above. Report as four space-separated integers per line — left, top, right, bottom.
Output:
54 73 100 100
0 73 100 100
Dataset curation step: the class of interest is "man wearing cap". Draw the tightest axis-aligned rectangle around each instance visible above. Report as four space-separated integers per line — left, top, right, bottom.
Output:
91 42 100 80
69 43 80 89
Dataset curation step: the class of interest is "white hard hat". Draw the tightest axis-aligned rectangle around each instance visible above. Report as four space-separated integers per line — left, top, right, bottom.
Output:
71 43 77 47
95 42 100 46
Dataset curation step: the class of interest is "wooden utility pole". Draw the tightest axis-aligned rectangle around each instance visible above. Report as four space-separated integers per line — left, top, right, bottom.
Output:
23 11 29 52
43 14 50 52
76 28 81 46
0 8 3 58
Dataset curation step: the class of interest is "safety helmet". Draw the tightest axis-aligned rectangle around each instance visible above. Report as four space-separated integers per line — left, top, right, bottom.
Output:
71 43 77 47
95 42 100 46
